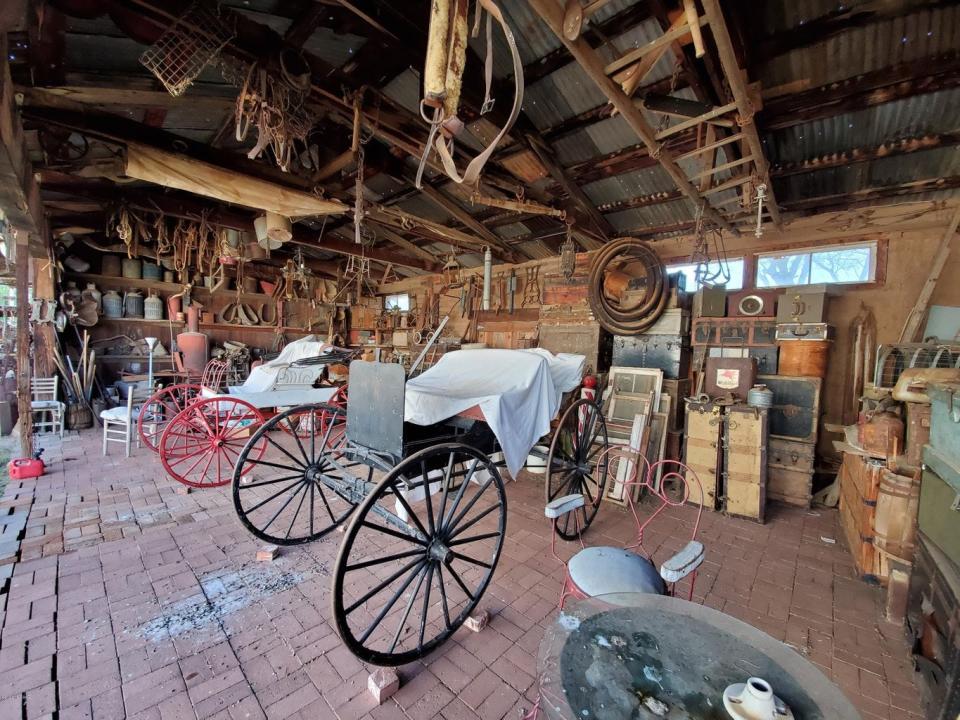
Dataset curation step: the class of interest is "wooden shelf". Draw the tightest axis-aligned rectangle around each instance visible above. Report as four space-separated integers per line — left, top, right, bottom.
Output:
199 323 313 335
64 273 275 304
97 317 184 326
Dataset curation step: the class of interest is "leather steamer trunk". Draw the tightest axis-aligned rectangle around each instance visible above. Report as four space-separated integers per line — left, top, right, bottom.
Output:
757 375 822 443
767 437 815 507
723 405 768 522
683 401 723 510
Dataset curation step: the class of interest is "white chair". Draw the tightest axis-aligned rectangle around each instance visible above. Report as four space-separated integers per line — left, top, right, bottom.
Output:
31 377 65 438
101 386 151 456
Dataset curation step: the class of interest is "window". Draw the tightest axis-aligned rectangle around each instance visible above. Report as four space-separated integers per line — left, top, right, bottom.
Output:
384 293 410 311
756 242 876 288
666 258 744 291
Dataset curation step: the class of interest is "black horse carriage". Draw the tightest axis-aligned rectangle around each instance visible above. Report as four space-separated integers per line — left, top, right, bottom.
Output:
230 356 610 665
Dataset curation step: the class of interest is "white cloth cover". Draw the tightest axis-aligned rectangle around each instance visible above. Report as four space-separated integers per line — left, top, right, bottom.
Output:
404 348 585 477
229 335 331 394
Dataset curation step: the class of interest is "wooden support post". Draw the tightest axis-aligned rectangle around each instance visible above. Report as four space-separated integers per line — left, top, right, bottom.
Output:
899 204 960 342
15 231 32 457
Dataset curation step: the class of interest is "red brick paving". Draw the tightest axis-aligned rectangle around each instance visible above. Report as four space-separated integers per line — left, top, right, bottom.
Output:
0 430 925 719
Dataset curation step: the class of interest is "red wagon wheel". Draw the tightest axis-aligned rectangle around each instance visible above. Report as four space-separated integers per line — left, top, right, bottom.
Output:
137 383 202 453
159 396 267 488
280 384 349 441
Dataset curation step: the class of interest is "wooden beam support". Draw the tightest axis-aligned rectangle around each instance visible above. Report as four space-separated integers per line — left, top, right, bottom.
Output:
653 100 738 140
604 15 708 76
699 0 782 227
597 190 684 213
0 35 46 250
525 0 736 235
18 84 234 113
123 142 348 218
523 132 613 241
762 52 960 130
772 132 960 178
782 175 960 213
14 230 31 457
364 222 439 266
899 203 960 342
417 184 517 260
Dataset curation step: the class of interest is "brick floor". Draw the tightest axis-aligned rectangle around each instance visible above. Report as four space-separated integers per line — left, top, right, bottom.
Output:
0 429 924 719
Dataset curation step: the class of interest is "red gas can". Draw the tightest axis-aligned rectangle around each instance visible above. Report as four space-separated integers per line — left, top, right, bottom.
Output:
8 456 44 479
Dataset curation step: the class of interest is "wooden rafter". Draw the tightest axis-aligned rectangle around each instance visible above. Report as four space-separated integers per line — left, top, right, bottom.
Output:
782 176 960 213
699 0 781 227
525 0 737 235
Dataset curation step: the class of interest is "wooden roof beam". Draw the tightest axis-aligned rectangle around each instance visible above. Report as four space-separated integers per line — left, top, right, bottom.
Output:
771 132 960 178
762 51 960 131
700 0 781 227
782 175 960 213
524 0 737 235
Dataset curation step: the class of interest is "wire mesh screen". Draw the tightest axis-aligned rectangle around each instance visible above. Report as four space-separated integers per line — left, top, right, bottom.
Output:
139 3 235 97
873 343 960 390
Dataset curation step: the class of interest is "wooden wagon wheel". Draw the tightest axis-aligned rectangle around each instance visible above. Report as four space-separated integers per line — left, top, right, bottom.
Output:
159 396 266 488
279 384 348 439
546 398 609 540
232 403 367 545
137 383 202 452
332 443 506 666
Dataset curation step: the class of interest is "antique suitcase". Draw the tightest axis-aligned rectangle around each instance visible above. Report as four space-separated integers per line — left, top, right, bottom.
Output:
539 323 611 374
757 374 822 443
611 334 690 379
907 533 960 720
683 401 723 510
704 356 757 399
775 323 836 341
749 347 779 375
776 288 828 324
768 437 815 507
723 405 768 522
693 286 726 318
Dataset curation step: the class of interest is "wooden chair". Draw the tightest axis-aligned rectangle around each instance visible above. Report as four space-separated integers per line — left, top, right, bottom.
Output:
547 455 705 609
30 376 65 438
101 385 152 456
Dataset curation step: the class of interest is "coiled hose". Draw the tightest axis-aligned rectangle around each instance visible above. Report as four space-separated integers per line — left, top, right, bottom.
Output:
587 238 668 335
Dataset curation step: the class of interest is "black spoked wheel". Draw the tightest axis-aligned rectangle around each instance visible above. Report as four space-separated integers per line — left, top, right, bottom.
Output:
332 443 507 666
546 398 609 540
232 404 366 545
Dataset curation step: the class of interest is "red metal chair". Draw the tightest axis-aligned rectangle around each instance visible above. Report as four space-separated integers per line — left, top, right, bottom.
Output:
547 451 705 609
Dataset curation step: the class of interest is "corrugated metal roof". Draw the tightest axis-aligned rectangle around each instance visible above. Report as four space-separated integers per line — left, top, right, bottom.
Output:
760 4 960 89
766 89 960 165
607 198 695 233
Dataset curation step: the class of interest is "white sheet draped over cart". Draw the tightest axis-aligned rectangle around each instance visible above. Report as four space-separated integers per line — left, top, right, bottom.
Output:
229 335 333 393
404 349 586 477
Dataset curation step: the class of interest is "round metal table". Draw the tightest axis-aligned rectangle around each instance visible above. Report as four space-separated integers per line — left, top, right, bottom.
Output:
536 593 861 720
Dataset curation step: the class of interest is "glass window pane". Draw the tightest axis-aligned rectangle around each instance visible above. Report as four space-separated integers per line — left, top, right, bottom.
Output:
667 258 744 291
756 253 811 288
384 293 409 311
810 246 872 283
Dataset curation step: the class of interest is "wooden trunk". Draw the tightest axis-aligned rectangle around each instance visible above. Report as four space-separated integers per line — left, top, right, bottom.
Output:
683 401 722 510
723 405 767 522
767 437 815 507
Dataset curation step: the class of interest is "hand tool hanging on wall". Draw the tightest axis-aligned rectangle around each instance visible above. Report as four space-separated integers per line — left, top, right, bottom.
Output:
507 269 516 314
522 266 540 307
415 0 524 188
469 191 566 218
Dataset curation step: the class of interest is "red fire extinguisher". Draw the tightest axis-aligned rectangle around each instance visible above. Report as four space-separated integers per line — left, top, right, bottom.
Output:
8 449 45 480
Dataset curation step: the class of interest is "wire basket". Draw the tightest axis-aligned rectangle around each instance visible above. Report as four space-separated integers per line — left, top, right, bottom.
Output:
873 342 960 390
139 2 235 97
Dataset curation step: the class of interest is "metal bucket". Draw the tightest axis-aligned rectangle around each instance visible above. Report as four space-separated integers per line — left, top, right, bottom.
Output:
121 257 142 279
747 384 773 408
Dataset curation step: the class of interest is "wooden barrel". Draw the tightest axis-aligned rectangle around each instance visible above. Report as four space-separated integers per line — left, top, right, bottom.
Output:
777 340 831 377
65 403 93 430
873 469 920 561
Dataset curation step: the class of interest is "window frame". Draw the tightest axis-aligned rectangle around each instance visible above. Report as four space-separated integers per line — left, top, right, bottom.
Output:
665 256 746 292
383 292 410 312
754 240 880 289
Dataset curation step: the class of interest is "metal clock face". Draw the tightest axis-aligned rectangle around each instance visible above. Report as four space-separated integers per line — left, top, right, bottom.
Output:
739 295 765 316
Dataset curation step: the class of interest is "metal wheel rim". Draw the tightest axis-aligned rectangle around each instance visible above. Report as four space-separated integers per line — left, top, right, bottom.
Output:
232 403 363 545
137 383 201 452
332 443 507 666
159 397 265 488
546 398 609 540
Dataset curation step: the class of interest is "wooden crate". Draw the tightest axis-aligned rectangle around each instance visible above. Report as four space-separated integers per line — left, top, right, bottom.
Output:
839 487 876 579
